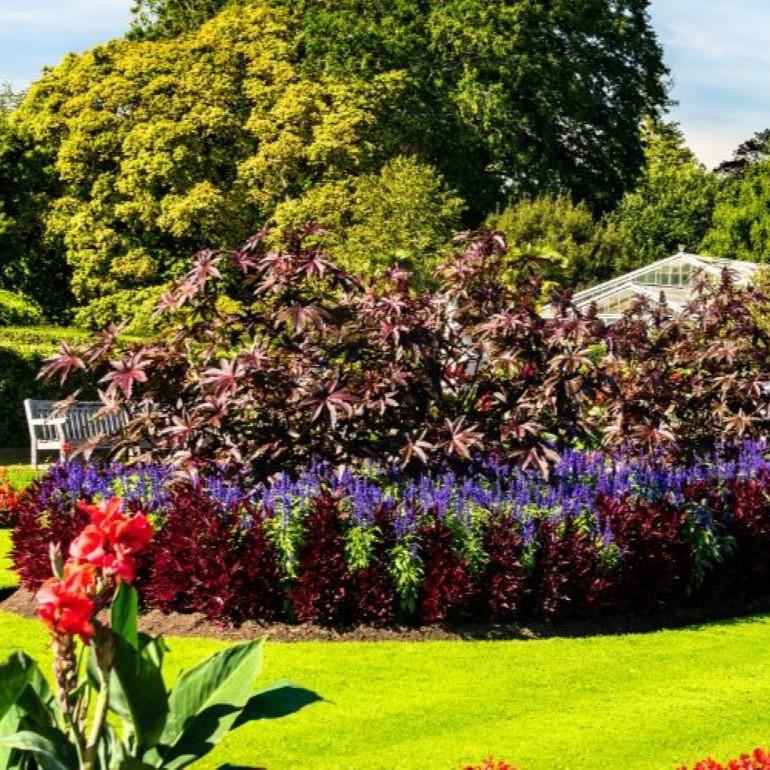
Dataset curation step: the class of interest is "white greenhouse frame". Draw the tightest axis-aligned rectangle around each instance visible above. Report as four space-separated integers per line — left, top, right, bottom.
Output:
564 251 760 323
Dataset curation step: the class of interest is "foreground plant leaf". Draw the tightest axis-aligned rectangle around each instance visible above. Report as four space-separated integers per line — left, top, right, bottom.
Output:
107 629 169 753
0 652 34 723
148 638 264 769
0 726 78 770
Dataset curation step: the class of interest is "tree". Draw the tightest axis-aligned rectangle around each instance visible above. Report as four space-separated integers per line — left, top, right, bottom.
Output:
701 161 770 263
272 156 464 285
0 88 71 319
487 194 624 289
607 118 718 270
285 0 668 215
700 129 770 263
14 4 422 310
128 0 230 40
14 0 667 313
714 129 770 179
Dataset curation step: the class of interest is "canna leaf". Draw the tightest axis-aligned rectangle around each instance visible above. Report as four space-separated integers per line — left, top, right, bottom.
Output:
0 727 78 770
107 630 169 753
149 638 264 769
0 652 34 723
15 662 57 729
0 705 22 769
111 582 139 650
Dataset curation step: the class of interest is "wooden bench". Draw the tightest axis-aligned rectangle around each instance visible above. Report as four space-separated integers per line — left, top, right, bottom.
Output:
24 399 132 468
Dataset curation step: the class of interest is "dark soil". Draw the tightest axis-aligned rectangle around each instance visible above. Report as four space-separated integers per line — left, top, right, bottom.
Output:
4 587 770 642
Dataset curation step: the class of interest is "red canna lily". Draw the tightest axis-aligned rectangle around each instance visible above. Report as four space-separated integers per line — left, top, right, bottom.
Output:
68 524 108 566
36 567 97 644
74 499 153 584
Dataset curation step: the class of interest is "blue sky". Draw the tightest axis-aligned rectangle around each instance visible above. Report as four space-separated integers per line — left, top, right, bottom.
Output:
0 1 768 169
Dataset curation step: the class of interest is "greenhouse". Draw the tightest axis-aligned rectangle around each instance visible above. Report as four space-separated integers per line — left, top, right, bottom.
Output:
570 251 760 322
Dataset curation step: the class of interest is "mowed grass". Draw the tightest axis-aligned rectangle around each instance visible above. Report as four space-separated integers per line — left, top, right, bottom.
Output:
2 534 770 769
0 528 16 590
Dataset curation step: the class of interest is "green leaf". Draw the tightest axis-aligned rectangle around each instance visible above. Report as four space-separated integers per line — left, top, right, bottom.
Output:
0 650 57 770
15 663 57 729
112 583 139 650
0 652 34 722
109 630 169 753
152 638 264 770
94 722 132 770
118 758 157 770
138 633 167 670
0 704 22 769
0 727 78 770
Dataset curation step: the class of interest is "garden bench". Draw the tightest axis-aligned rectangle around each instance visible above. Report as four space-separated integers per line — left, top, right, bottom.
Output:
24 399 132 468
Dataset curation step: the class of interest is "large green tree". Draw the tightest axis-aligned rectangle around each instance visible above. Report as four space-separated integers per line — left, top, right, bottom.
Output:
12 0 666 317
0 86 71 318
701 161 770 262
129 0 667 216
701 128 770 263
607 118 718 270
16 4 415 305
286 0 668 215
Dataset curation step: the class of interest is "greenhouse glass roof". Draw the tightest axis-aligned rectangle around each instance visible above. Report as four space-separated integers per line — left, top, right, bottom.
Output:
568 252 759 322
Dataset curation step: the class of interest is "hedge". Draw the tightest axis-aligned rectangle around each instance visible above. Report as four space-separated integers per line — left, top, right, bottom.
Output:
0 327 93 447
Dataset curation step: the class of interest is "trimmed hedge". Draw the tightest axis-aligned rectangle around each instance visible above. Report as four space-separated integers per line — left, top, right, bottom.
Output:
0 326 93 446
0 290 43 326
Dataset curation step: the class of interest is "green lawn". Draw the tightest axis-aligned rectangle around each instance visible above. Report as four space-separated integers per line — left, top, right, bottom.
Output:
2 533 770 769
0 528 16 590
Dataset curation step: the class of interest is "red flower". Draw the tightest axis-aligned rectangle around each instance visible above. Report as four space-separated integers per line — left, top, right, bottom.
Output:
79 497 123 531
73 498 153 584
36 564 97 644
107 513 153 555
69 524 108 565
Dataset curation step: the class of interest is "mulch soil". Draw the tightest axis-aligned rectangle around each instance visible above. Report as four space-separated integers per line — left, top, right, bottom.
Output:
4 587 770 642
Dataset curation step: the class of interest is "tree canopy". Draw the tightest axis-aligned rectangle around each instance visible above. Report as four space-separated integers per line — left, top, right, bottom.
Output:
608 119 719 269
1 0 667 319
284 0 668 214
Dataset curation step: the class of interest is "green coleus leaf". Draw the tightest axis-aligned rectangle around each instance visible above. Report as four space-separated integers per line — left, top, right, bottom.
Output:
149 638 264 770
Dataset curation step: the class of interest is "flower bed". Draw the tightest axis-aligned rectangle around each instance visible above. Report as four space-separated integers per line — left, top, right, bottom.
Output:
679 748 770 769
11 442 770 626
